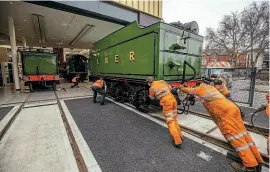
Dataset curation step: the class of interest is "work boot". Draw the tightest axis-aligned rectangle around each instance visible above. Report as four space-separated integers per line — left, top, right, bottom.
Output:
100 103 105 105
172 141 182 148
231 162 258 172
256 163 262 172
93 100 96 103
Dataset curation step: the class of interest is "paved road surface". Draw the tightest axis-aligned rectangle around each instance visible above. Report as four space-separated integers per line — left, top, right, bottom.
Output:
65 98 235 172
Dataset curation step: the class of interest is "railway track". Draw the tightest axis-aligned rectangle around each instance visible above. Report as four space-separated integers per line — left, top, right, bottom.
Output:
0 93 31 141
179 108 269 137
0 90 88 172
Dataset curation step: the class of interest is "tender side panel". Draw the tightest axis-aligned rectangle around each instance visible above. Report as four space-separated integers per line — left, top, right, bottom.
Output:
94 22 159 49
92 33 157 79
159 23 203 81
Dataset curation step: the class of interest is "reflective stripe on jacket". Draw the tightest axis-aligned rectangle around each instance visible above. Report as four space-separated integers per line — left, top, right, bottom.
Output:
149 80 172 100
266 104 270 117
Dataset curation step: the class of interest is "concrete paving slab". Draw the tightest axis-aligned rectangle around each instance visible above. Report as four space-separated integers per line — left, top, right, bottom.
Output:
24 100 57 108
0 87 17 105
56 87 92 99
0 104 78 172
4 92 29 104
185 117 216 133
178 113 203 126
65 98 235 172
28 91 56 102
249 132 268 155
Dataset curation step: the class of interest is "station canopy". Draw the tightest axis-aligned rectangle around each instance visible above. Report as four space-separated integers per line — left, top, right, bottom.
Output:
0 1 123 49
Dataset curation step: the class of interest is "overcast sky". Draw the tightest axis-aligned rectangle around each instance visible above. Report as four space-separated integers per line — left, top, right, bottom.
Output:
162 0 259 37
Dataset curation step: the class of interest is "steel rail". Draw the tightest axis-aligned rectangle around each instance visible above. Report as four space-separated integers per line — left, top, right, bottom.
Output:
0 93 31 141
182 109 269 136
53 90 88 172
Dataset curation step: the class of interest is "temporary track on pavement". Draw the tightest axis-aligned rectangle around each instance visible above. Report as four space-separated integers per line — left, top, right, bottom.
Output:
0 93 31 141
0 90 88 172
53 90 88 172
182 109 269 137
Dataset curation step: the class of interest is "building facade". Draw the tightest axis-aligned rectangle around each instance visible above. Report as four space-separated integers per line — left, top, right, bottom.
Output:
112 0 162 19
202 54 246 68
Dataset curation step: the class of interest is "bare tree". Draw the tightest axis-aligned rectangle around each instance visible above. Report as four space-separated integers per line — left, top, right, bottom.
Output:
205 1 269 67
242 1 269 66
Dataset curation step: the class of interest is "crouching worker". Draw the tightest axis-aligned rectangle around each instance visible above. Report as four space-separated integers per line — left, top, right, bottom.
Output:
91 77 107 105
179 80 264 172
71 74 80 88
146 76 183 148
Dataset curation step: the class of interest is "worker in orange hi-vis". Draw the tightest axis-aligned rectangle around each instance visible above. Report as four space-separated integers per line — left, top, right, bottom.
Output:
266 92 270 157
71 74 80 88
266 92 270 117
146 76 183 148
179 80 264 172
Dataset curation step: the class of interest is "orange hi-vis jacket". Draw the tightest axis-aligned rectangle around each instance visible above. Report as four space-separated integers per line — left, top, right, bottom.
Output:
149 80 182 145
93 80 104 88
149 80 172 101
181 83 264 167
181 83 224 103
72 76 78 83
267 104 270 117
267 92 270 117
214 79 229 96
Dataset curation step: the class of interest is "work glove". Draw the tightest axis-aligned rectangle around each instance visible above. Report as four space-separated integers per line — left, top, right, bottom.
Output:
258 105 267 111
179 85 184 91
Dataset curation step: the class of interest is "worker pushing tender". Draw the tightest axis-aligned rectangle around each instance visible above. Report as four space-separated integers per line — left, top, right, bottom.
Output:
179 80 264 172
146 76 183 148
91 77 107 105
266 92 270 157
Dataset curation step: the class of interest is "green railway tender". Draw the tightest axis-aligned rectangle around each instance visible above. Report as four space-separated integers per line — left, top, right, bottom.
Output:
90 21 204 108
21 50 60 91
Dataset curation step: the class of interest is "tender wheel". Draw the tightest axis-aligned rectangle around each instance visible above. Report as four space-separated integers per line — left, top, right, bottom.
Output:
52 82 57 91
29 83 34 92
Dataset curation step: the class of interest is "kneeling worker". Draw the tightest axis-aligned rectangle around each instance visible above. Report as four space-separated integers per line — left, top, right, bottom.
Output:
71 74 80 88
91 77 107 105
146 76 183 148
179 80 264 172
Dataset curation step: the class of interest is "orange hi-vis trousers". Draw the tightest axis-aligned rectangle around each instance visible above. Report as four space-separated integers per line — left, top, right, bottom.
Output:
203 98 264 167
160 94 182 145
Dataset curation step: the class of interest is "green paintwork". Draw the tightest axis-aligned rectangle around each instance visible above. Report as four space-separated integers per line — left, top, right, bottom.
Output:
90 21 204 81
22 52 58 75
